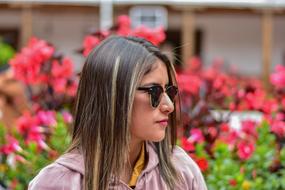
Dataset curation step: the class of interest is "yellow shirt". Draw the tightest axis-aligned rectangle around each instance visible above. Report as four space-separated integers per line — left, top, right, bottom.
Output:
128 143 145 188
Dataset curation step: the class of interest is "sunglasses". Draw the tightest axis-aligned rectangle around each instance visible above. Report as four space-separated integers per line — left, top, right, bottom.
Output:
137 85 178 108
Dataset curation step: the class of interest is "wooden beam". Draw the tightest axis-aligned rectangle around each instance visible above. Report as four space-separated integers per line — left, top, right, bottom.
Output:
182 9 195 65
262 10 273 87
21 4 33 47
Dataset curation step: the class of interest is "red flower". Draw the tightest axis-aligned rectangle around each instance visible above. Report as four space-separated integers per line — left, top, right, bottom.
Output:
241 120 258 138
132 26 165 46
9 37 54 84
185 57 202 73
176 73 201 95
229 179 237 186
81 15 167 56
220 123 230 132
82 35 100 56
181 137 195 152
195 157 209 172
117 15 131 36
237 141 255 160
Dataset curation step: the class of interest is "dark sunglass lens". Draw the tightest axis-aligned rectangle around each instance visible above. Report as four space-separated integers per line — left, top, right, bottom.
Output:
166 86 178 101
150 86 163 107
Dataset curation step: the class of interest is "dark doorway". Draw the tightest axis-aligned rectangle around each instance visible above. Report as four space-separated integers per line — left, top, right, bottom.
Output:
165 28 203 66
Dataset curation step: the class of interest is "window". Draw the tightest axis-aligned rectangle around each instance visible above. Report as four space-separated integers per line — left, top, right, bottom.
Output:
130 6 168 29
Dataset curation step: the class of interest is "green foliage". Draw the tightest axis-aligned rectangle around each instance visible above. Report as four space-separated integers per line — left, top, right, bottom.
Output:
0 39 15 66
204 121 285 190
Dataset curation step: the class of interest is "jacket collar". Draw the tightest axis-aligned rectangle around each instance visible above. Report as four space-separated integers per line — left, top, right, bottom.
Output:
143 141 159 173
55 141 159 176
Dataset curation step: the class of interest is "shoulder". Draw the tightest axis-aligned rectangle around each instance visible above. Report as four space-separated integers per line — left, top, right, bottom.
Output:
172 146 208 190
28 152 83 190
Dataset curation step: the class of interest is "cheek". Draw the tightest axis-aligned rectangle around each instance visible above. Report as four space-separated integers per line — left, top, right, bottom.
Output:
131 95 153 133
130 95 166 142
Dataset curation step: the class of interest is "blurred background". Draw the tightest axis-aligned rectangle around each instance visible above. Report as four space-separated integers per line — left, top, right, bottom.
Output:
0 0 285 189
1 0 285 75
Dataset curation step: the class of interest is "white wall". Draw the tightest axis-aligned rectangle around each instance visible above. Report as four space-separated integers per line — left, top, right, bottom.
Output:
1 8 284 75
0 9 21 27
168 12 285 76
0 8 99 72
196 14 263 76
32 9 99 72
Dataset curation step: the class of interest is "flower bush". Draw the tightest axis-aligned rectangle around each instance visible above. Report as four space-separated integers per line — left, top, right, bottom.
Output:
0 38 76 189
0 112 71 190
177 58 285 189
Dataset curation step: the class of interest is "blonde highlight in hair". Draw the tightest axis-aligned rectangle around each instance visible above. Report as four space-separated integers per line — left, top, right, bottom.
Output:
68 36 182 190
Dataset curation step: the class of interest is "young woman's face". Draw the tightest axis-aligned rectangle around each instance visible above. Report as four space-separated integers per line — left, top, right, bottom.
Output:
131 60 175 142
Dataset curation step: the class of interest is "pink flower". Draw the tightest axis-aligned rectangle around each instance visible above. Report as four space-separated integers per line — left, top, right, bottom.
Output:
16 112 38 135
237 141 255 160
62 111 73 124
262 99 279 114
189 128 205 143
15 155 27 164
270 64 285 89
0 136 22 155
51 58 73 78
219 129 239 149
208 126 218 138
270 119 285 137
36 110 57 127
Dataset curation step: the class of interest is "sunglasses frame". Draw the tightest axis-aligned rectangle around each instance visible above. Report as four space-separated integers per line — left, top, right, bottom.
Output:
137 84 178 108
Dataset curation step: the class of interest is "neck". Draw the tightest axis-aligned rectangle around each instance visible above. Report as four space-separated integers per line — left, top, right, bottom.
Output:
129 138 143 167
119 138 144 183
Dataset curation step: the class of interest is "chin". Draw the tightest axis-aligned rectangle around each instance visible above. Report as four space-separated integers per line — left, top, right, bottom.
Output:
150 133 166 142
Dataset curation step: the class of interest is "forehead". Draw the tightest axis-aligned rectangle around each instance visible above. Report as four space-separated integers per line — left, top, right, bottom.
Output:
140 59 169 84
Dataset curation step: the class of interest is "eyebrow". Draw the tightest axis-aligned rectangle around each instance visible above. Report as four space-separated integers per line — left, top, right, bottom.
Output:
140 82 170 87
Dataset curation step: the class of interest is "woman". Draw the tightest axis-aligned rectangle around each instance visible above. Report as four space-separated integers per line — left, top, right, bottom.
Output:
29 36 207 190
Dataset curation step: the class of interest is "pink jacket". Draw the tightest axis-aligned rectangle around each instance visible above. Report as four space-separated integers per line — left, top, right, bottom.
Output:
29 143 207 190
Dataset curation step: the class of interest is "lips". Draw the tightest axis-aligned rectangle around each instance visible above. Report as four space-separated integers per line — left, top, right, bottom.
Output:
157 119 168 127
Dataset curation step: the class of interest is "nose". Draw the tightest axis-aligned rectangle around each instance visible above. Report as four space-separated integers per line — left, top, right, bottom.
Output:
159 93 174 114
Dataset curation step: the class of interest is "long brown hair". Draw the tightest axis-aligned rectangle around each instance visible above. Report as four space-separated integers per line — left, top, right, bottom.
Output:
68 36 181 190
